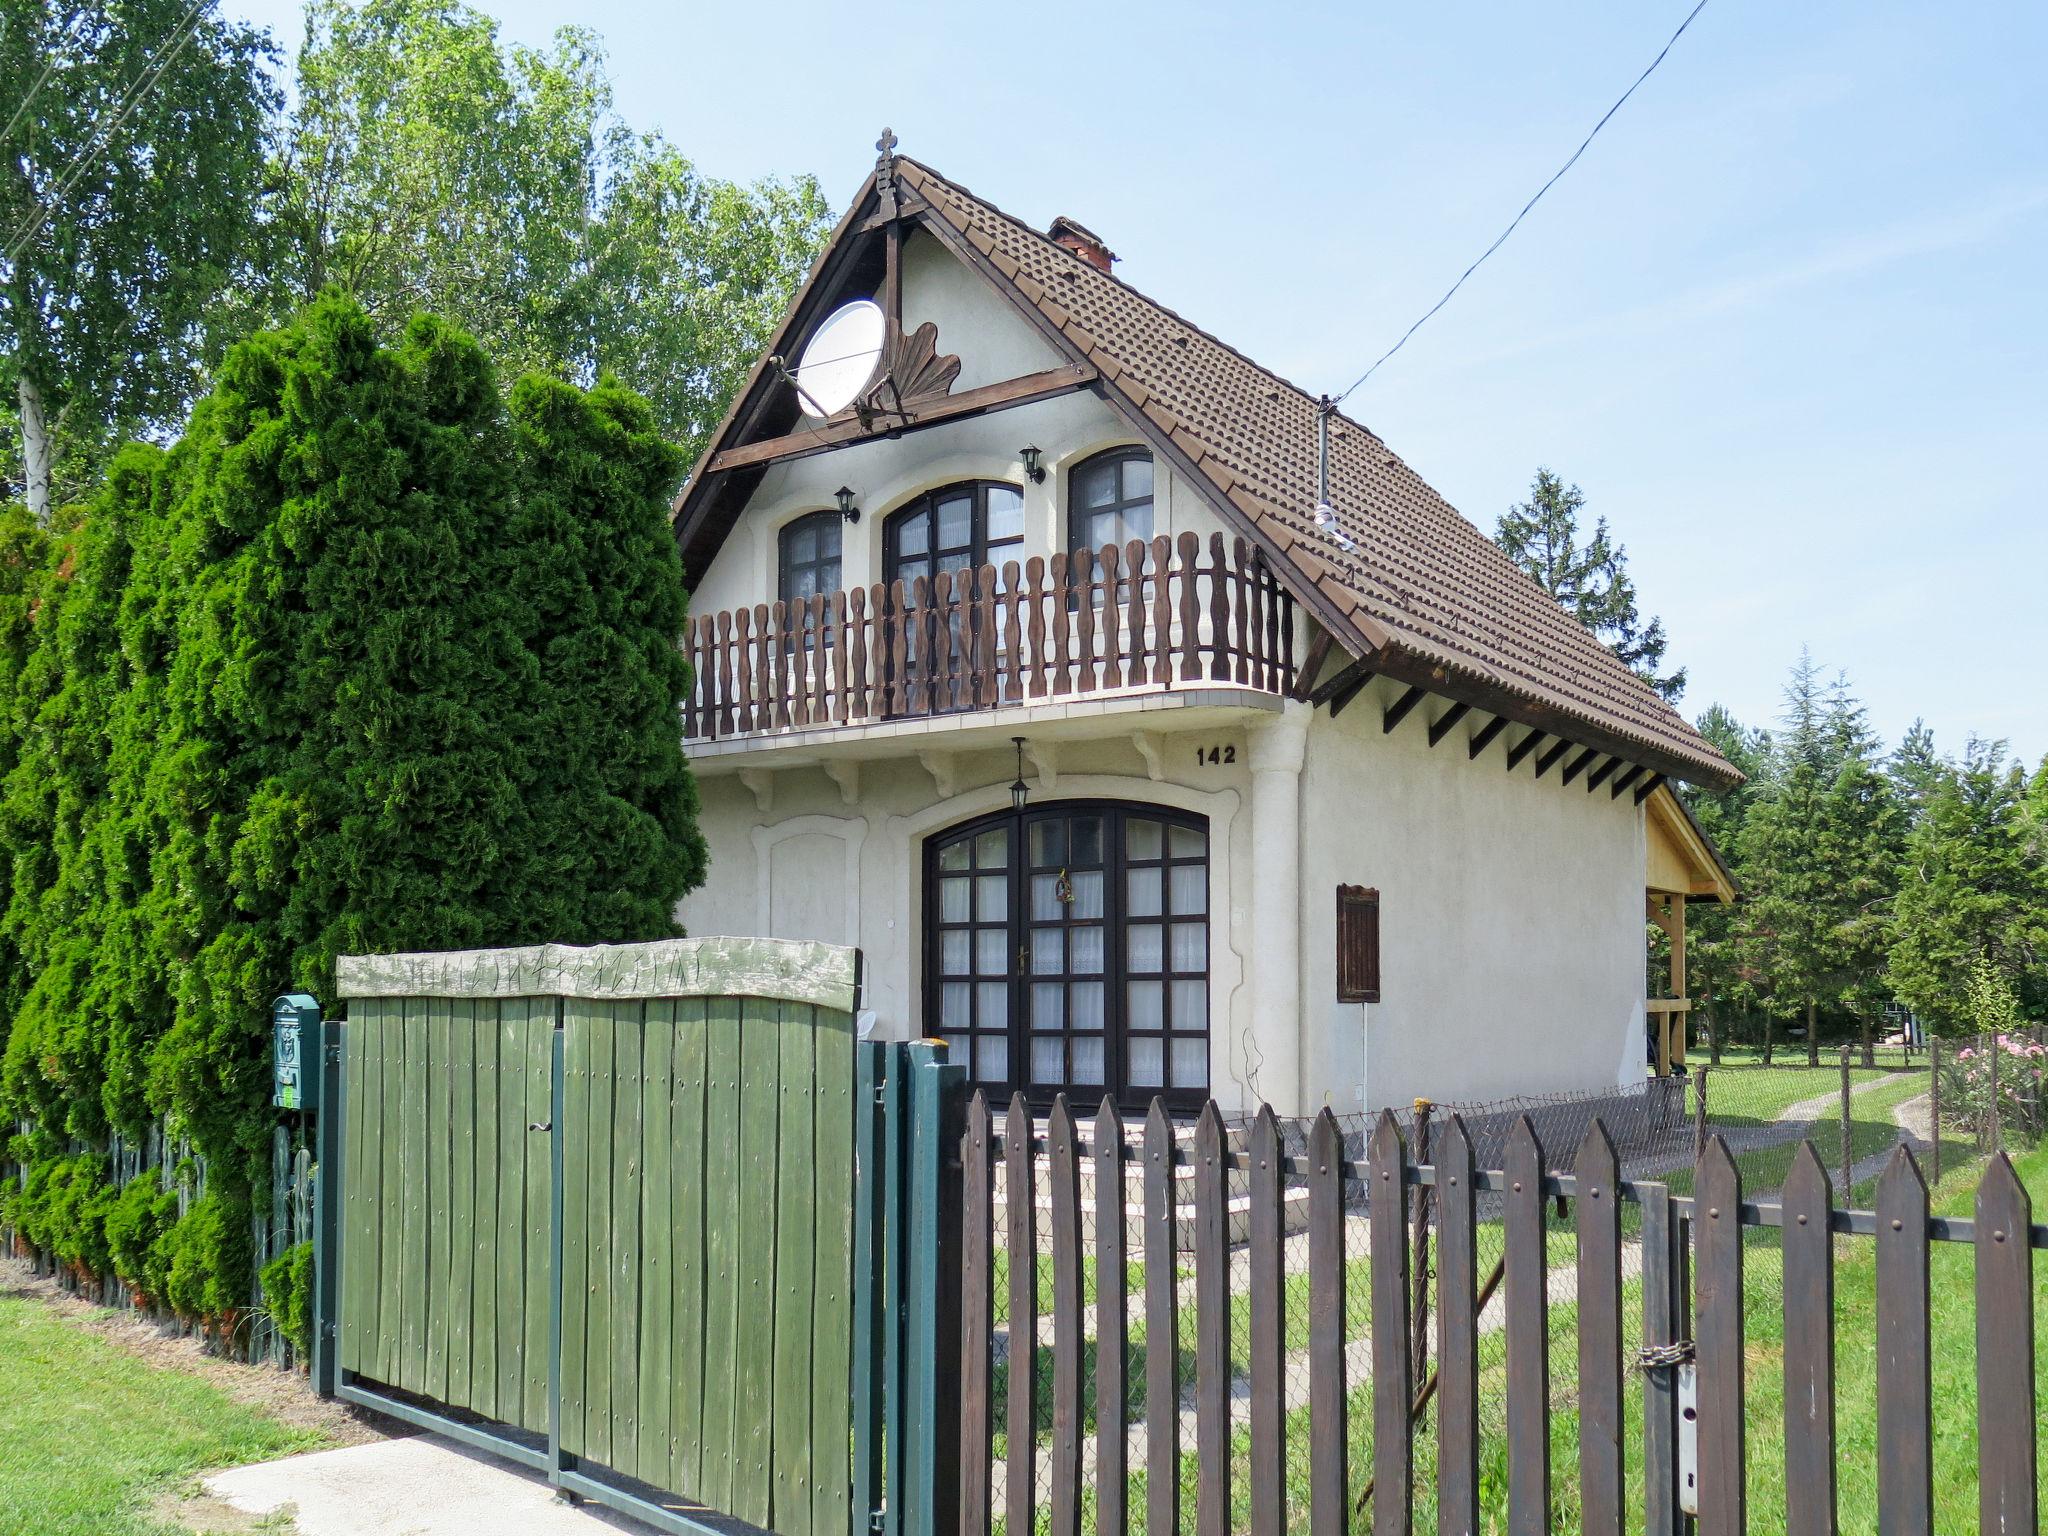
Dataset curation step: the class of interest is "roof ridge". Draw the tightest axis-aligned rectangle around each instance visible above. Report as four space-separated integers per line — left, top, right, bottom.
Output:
896 156 1392 451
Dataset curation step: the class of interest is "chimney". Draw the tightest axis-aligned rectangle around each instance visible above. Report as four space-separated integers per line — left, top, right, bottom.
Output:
1048 216 1116 273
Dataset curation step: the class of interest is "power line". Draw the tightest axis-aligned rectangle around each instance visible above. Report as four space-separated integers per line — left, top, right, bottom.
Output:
1332 0 1713 404
0 7 89 150
1 0 208 268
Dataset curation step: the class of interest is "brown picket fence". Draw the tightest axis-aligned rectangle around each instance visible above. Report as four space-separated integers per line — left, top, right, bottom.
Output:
954 1092 2042 1536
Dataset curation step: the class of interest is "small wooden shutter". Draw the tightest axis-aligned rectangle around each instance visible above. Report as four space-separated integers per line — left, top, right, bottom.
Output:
1336 885 1380 1003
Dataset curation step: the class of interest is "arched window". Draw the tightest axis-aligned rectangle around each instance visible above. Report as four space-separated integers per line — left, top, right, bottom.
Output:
777 510 843 608
883 481 1024 592
1068 447 1154 556
926 800 1210 1106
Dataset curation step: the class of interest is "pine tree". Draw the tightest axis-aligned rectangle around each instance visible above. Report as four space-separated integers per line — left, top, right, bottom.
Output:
1887 737 2048 1030
1495 468 1686 701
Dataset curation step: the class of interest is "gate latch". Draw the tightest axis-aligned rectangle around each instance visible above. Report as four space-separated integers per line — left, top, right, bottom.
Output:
528 1121 552 1133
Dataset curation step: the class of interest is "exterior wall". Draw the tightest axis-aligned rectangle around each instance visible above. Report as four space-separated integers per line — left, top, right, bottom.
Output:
676 728 1269 1112
1293 675 1649 1113
677 225 1651 1116
687 228 1235 619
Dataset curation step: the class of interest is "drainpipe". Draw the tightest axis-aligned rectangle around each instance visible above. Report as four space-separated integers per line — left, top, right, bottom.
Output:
1245 702 1311 1115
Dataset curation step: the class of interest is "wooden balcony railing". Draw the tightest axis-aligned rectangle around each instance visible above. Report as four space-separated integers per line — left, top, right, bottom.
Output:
683 532 1295 742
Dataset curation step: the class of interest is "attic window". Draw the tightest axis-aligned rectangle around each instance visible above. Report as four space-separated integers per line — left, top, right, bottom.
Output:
1336 885 1380 1003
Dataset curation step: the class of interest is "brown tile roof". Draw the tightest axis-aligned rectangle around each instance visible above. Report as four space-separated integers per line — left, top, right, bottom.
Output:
895 158 1737 790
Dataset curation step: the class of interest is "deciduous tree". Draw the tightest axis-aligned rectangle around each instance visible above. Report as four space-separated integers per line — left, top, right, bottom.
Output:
0 0 274 521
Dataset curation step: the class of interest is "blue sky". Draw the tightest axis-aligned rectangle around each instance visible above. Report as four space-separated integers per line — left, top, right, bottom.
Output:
227 0 2048 766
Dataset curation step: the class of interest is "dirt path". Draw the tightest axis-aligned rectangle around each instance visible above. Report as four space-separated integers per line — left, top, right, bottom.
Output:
0 1253 391 1448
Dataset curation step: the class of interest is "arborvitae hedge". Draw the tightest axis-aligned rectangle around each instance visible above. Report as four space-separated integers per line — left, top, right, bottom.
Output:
0 293 704 1323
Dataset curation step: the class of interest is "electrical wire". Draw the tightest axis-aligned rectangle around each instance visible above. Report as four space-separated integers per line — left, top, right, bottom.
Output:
0 7 88 150
1332 0 1713 403
1 0 208 267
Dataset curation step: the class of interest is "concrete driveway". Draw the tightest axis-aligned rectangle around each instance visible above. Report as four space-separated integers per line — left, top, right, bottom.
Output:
204 1432 652 1535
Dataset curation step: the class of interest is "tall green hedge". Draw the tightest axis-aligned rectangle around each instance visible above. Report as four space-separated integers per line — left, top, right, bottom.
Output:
0 293 704 1320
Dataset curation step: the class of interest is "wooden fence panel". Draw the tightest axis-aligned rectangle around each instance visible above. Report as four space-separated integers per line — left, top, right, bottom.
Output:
337 997 553 1435
1574 1122 1623 1536
960 1094 994 1536
1874 1146 1932 1536
1974 1152 2036 1536
1435 1114 1479 1536
1194 1103 1231 1536
1307 1109 1349 1536
1048 1098 1084 1536
1503 1116 1548 1536
1369 1111 1413 1536
1142 1099 1181 1536
1005 1092 1037 1536
1780 1143 1835 1536
1093 1100 1128 1536
1695 1136 1745 1536
1249 1106 1287 1536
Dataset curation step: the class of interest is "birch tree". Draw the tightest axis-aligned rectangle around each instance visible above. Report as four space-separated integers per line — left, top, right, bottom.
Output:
0 0 272 522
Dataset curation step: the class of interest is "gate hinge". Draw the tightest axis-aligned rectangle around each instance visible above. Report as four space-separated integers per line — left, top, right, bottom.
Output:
869 1508 886 1534
325 1043 343 1065
322 1320 338 1338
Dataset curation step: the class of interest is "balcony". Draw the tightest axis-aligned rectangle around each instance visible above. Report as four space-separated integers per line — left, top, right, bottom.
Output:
682 533 1295 744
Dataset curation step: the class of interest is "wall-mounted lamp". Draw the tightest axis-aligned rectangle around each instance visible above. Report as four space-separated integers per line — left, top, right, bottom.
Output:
1019 446 1045 484
1010 737 1030 810
835 485 861 524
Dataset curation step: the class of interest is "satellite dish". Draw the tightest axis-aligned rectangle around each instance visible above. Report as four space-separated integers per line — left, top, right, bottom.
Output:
795 300 885 417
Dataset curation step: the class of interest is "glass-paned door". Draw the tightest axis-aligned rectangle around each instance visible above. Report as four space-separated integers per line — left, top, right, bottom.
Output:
925 802 1210 1107
883 481 1024 713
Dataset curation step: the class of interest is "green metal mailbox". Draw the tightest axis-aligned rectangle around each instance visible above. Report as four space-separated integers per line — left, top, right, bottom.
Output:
273 993 322 1111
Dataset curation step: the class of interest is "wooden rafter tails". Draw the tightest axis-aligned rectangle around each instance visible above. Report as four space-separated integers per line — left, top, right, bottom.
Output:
707 364 1097 474
1425 701 1471 749
1584 755 1620 792
1633 772 1666 806
1609 763 1646 799
1533 738 1571 779
1308 655 1373 708
1466 715 1508 761
1290 631 1336 702
1381 684 1427 735
1560 747 1599 786
1327 669 1376 718
1504 729 1546 772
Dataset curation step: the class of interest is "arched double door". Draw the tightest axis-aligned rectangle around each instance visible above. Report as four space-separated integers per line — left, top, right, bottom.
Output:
925 800 1211 1108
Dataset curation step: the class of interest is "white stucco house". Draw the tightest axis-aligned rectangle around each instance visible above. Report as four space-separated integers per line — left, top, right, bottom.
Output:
669 138 1739 1118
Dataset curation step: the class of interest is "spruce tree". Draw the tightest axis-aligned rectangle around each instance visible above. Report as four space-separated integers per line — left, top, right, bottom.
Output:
1680 703 1768 1061
1734 654 1902 1063
1495 467 1686 701
1887 737 2048 1030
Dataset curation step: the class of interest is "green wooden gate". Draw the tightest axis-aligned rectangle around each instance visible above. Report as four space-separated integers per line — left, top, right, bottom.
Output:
309 938 963 1536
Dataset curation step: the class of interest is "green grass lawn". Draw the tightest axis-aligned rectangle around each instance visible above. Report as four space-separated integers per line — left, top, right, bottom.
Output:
0 1288 330 1536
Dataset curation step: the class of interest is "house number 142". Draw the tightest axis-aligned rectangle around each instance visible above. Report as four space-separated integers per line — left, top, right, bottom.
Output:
1194 745 1237 766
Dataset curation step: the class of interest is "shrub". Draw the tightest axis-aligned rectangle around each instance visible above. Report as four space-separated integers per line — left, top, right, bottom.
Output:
102 1168 181 1302
259 1239 314 1357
